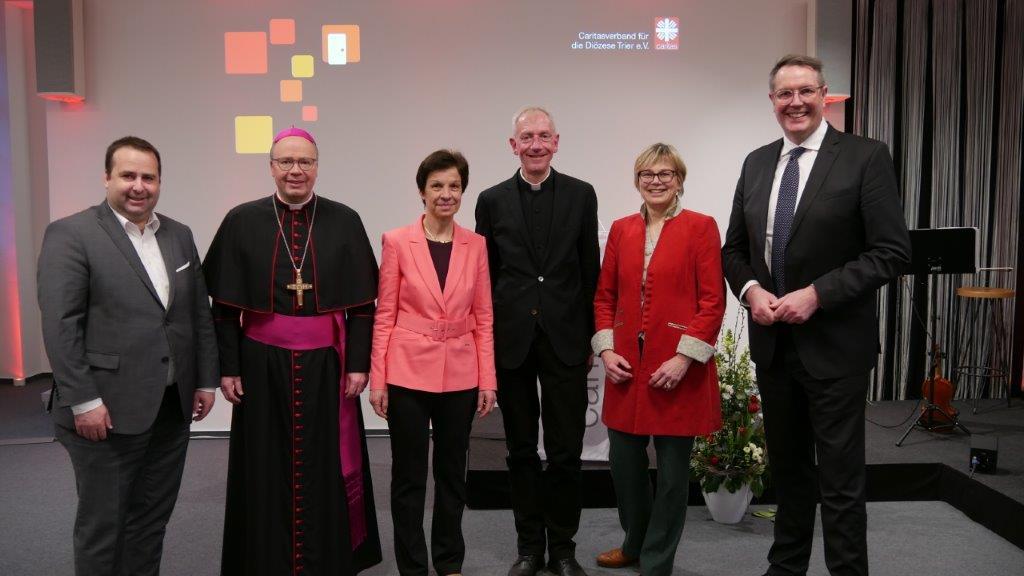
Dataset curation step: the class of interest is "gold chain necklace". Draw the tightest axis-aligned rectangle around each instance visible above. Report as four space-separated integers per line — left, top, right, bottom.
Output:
422 220 453 243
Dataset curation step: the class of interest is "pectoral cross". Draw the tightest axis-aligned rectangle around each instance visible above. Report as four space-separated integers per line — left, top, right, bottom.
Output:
287 270 313 308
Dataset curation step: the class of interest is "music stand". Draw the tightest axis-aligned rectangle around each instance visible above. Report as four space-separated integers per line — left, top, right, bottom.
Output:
896 227 977 447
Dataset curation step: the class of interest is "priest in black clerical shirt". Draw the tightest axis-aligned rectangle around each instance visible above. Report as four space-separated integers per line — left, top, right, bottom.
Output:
203 127 382 576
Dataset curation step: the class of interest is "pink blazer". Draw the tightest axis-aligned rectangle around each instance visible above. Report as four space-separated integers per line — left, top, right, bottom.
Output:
370 216 497 393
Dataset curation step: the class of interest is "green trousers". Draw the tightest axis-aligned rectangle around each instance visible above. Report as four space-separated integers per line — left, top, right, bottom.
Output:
608 429 695 576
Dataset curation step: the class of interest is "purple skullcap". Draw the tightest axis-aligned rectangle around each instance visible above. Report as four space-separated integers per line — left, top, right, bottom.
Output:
272 126 316 145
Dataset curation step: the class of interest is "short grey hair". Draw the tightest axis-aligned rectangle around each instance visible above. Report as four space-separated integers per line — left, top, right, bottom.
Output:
769 54 826 91
512 106 556 135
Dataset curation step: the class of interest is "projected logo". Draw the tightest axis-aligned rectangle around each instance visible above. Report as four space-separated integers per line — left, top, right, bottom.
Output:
654 17 679 50
224 19 362 154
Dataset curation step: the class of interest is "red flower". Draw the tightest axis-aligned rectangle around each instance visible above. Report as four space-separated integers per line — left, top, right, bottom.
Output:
738 426 747 436
710 455 719 465
748 402 760 414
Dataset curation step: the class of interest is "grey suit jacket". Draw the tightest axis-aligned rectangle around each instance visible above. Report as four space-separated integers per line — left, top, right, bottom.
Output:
38 202 218 434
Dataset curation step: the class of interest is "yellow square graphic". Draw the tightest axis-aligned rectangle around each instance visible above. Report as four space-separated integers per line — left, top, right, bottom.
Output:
291 55 315 78
234 116 273 154
280 80 303 102
321 25 361 63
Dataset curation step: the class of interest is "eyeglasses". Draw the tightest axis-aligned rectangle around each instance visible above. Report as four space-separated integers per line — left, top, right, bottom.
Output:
637 170 677 184
516 132 555 144
271 157 318 171
771 85 823 103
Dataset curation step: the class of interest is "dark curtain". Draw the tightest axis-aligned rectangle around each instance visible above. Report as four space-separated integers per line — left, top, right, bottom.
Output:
852 0 1023 401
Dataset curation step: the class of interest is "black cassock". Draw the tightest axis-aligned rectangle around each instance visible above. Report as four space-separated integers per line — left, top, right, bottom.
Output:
204 195 382 576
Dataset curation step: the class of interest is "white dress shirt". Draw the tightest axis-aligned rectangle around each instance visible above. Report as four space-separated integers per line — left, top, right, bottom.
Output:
740 120 829 303
72 207 170 415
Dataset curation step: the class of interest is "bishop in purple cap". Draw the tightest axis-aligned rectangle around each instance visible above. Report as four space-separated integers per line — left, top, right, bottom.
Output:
204 126 382 575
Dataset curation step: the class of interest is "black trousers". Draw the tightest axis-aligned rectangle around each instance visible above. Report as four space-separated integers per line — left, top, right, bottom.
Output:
496 328 589 561
757 331 869 576
387 384 478 576
55 384 189 576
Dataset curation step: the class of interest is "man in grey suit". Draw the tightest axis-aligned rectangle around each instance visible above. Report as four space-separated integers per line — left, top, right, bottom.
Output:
38 136 219 576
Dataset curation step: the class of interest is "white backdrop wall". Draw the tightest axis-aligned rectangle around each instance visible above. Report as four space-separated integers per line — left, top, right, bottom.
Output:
38 0 812 430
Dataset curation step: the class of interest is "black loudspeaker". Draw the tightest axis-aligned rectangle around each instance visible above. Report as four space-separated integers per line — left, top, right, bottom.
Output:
33 0 84 102
970 435 998 474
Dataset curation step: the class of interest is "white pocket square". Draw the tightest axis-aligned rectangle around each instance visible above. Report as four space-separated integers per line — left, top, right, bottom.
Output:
175 261 191 272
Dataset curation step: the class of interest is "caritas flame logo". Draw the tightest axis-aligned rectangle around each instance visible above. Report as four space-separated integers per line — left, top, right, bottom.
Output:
654 17 679 50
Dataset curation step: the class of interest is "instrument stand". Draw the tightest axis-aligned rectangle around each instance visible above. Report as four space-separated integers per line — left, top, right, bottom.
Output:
896 228 976 448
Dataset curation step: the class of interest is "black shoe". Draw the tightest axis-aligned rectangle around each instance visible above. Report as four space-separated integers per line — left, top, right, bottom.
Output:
547 557 589 576
507 554 545 576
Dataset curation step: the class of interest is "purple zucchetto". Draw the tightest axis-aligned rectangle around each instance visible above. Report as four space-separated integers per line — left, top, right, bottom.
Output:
272 126 316 145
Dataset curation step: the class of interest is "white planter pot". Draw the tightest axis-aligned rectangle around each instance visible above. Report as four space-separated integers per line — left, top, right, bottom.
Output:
703 482 753 524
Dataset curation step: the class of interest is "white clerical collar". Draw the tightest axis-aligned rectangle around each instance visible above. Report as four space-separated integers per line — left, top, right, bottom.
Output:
518 167 551 191
781 120 829 157
275 192 315 211
108 202 160 234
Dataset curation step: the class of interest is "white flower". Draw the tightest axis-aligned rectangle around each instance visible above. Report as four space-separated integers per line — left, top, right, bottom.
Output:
721 392 730 400
655 18 679 42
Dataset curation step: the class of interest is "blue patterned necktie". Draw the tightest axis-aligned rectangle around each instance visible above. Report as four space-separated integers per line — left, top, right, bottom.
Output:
771 146 806 295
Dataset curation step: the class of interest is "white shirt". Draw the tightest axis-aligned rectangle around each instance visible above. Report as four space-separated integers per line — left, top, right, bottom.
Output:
72 207 170 415
740 120 829 302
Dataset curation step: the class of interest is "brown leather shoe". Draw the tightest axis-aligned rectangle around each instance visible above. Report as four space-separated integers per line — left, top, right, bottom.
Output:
595 548 638 568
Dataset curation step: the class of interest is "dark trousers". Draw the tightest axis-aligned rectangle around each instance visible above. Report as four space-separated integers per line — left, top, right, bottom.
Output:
496 328 588 561
608 430 694 576
55 384 189 576
387 384 478 576
757 332 869 576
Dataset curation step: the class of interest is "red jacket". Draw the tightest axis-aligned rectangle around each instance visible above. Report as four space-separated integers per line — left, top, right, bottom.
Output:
594 209 725 436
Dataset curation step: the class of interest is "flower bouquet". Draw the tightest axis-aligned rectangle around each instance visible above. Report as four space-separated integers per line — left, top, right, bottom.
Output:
690 328 768 497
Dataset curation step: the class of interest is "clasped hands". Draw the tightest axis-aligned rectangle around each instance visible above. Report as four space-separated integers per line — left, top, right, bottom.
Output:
747 284 819 326
600 350 692 390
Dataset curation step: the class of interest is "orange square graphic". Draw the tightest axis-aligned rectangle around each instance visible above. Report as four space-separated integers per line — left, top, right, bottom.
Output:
280 80 303 102
302 106 318 122
321 25 361 63
224 32 267 74
269 19 295 45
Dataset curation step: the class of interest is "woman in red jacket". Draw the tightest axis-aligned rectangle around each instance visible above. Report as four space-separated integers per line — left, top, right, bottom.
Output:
592 143 725 576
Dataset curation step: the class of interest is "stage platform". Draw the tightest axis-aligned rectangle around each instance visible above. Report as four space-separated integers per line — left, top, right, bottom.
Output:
466 399 1024 549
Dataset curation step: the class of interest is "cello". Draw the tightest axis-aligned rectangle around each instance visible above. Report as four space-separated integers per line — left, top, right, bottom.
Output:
918 343 958 430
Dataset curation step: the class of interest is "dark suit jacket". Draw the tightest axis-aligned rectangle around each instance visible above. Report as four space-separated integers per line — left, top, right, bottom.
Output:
475 169 600 369
722 125 911 379
38 202 219 434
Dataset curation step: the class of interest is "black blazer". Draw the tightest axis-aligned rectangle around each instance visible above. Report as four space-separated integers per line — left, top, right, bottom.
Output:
722 125 911 379
475 169 600 369
38 203 219 434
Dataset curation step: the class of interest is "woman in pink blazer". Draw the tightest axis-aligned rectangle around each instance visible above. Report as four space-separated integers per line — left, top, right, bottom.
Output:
369 150 497 576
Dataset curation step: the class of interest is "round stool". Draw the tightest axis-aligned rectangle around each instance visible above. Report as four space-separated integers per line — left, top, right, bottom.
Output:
954 286 1014 414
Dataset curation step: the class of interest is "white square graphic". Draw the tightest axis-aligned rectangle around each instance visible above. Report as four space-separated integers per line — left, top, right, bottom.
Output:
327 33 348 65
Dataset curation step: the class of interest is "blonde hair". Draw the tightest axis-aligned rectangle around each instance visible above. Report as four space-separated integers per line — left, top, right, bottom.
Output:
634 143 687 191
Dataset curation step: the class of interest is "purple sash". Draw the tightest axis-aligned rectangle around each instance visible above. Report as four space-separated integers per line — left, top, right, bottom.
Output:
243 311 367 549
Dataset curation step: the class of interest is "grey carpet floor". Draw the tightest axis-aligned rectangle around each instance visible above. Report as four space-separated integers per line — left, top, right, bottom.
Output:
2 439 1022 576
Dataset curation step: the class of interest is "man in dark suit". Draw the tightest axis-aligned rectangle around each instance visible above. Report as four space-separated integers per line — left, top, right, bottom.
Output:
723 55 911 576
476 107 600 576
38 136 219 576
